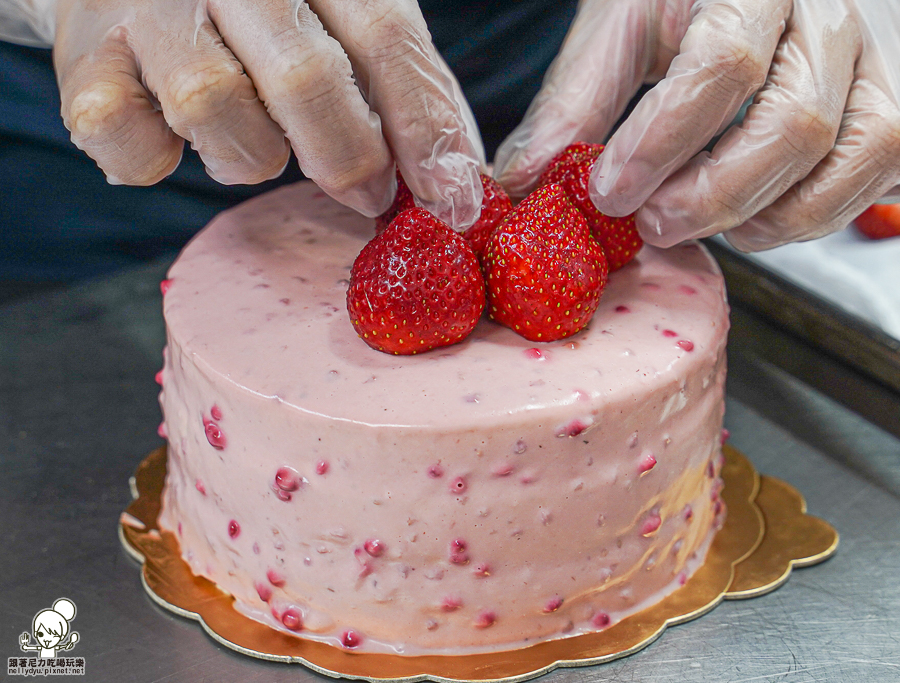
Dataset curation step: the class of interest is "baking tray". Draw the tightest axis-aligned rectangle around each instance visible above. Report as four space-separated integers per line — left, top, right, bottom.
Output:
705 239 900 438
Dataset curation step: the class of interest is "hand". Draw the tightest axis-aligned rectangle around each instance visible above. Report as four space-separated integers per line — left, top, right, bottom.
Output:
52 0 484 227
495 0 900 251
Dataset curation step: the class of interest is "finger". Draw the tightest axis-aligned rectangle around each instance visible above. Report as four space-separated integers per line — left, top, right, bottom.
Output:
882 184 900 201
590 0 791 217
725 77 900 251
494 0 657 197
133 8 290 186
209 0 393 216
636 0 860 247
55 19 183 186
308 0 482 227
434 49 487 170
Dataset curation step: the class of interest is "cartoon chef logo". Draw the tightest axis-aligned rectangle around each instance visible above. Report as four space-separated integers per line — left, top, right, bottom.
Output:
19 598 80 658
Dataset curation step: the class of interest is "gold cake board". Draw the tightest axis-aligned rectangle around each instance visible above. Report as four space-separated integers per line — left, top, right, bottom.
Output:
119 445 837 682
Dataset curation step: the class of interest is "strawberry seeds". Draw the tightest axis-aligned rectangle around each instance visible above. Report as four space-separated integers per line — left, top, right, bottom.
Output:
347 144 642 354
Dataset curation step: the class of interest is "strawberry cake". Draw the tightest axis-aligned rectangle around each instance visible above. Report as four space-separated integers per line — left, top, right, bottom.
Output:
156 180 729 655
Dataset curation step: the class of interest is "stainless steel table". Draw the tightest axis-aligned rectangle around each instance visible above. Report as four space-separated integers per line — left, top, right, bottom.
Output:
2 260 898 682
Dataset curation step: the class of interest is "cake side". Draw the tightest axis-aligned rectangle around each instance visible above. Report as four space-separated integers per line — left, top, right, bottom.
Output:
158 182 727 429
157 181 729 654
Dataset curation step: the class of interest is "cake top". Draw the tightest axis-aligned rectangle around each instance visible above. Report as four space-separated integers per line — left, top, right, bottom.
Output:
164 182 727 429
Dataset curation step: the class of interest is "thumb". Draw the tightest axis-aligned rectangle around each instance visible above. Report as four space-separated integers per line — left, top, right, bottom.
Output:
494 0 654 196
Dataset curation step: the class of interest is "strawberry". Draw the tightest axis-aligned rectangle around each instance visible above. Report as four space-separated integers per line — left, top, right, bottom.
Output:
375 171 512 252
463 174 514 261
854 203 900 240
347 208 486 355
374 169 415 234
538 142 642 270
483 184 608 342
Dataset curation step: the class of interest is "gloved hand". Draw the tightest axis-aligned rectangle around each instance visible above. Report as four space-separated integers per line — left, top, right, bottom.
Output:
495 0 900 251
51 0 485 226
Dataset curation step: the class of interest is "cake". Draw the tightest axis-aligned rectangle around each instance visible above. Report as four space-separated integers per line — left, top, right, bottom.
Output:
156 180 729 655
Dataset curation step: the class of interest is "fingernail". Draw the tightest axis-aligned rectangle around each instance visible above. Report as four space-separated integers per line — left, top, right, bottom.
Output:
420 172 483 230
724 231 767 252
356 160 398 218
346 166 397 219
493 141 521 185
635 206 670 247
272 154 290 181
590 157 652 217
373 170 399 217
493 137 541 198
589 154 628 215
590 152 618 200
724 218 784 252
635 205 694 248
416 155 483 230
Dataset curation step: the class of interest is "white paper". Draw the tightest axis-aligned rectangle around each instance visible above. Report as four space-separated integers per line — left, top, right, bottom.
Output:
718 228 900 341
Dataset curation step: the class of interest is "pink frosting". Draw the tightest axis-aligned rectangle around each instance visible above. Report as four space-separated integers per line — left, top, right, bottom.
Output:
157 182 729 654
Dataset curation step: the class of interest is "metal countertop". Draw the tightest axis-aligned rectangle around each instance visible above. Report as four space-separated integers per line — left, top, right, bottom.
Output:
1 260 898 682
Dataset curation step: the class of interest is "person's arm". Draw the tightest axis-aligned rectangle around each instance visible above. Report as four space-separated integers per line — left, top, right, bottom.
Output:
19 633 39 651
495 0 900 251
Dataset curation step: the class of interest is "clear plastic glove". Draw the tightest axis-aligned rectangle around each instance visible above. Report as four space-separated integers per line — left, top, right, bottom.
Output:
51 0 484 226
495 0 900 251
0 0 57 46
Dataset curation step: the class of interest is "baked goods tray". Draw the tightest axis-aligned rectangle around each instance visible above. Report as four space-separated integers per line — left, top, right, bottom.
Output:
704 239 900 439
120 444 837 682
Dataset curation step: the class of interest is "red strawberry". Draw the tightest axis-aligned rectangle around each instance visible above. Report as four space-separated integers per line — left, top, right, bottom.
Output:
854 203 900 240
463 174 514 261
538 142 600 187
348 208 486 355
483 184 608 342
538 142 642 270
374 169 415 234
376 171 512 251
591 211 642 270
